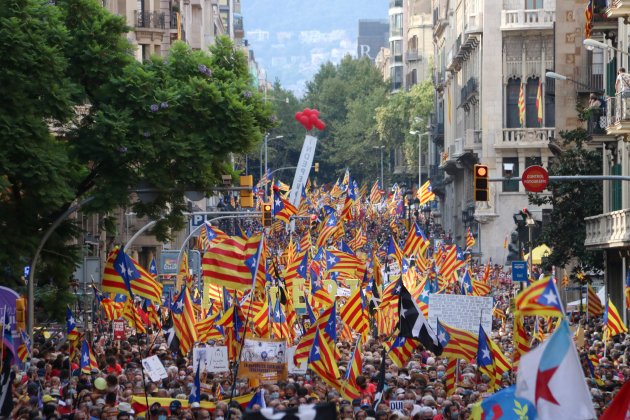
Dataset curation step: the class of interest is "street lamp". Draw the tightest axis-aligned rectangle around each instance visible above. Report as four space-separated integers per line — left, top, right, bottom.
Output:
260 134 283 196
545 71 603 93
410 130 430 188
372 145 385 190
583 38 630 56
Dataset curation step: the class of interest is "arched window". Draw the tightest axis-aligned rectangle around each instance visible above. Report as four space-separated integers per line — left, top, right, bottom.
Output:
506 78 521 128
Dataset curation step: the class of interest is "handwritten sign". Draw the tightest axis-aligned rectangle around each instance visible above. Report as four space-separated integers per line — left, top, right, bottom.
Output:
193 346 229 373
428 294 493 334
286 346 307 374
288 135 318 207
142 355 168 382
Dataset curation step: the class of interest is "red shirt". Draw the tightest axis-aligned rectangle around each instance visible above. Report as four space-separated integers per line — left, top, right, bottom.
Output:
106 364 123 375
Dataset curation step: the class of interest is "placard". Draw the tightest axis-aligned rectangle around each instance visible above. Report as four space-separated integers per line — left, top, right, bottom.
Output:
286 346 307 375
240 338 288 384
193 346 229 373
142 355 168 382
390 401 404 412
428 294 493 334
336 287 351 298
112 320 126 341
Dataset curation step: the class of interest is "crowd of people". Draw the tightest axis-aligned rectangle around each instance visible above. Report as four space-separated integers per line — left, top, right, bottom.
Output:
2 182 629 420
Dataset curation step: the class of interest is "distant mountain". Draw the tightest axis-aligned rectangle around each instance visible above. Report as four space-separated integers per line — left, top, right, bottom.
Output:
242 0 388 96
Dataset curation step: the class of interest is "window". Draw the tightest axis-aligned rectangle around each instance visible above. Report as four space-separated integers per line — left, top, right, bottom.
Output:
526 156 542 168
612 163 622 211
503 157 519 192
526 0 543 8
526 77 541 128
506 78 521 128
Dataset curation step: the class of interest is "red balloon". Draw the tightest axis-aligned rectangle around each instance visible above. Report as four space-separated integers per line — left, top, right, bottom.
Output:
305 122 314 131
311 109 319 117
299 115 310 127
303 108 312 116
309 114 319 124
314 119 325 130
294 112 302 121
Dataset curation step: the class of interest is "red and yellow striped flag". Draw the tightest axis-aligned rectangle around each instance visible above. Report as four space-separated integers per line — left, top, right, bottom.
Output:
536 79 543 124
202 234 261 290
603 298 628 340
587 284 604 318
171 287 199 355
518 82 526 127
417 181 435 206
340 288 368 336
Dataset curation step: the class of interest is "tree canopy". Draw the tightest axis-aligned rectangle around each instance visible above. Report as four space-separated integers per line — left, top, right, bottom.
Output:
0 0 273 320
528 128 603 271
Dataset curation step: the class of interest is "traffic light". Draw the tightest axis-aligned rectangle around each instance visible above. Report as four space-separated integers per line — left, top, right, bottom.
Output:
474 164 489 201
239 175 254 208
314 162 319 173
15 297 25 331
262 202 272 227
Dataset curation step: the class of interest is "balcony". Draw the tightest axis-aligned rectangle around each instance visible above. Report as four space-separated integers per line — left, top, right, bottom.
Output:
576 63 604 93
464 129 482 150
460 77 479 110
500 9 555 31
496 128 555 148
233 14 243 37
606 0 630 18
134 10 167 29
406 50 420 62
603 93 630 135
585 209 630 249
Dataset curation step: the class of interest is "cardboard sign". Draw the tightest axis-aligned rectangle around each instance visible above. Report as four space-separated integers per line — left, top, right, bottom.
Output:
240 338 288 384
428 294 493 334
193 346 229 373
113 320 126 341
390 400 404 412
142 355 168 382
286 346 307 375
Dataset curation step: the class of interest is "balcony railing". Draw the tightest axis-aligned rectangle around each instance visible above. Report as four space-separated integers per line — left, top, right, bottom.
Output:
406 50 419 61
497 128 555 147
500 9 555 30
603 93 630 132
606 0 630 18
576 63 604 93
390 28 403 37
134 10 167 29
585 209 630 249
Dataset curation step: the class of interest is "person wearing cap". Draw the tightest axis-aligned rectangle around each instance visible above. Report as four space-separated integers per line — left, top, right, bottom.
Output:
169 399 182 416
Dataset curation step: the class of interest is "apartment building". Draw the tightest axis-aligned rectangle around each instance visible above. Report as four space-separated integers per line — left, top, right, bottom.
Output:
583 0 630 321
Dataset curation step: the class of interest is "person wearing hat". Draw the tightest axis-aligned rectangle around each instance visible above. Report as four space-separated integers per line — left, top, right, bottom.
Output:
169 399 182 416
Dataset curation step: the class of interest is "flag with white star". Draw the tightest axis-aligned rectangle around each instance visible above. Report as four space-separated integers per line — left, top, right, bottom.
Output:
515 276 564 317
397 283 442 355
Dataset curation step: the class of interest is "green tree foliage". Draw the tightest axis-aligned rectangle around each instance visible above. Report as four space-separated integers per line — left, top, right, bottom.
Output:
0 0 273 320
304 56 388 183
375 81 434 174
528 128 603 271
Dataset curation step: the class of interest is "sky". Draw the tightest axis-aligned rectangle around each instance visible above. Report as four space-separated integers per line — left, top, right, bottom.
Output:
242 0 388 96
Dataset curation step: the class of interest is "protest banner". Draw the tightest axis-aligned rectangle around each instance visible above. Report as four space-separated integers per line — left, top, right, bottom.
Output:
141 355 168 382
428 294 493 334
286 346 307 374
193 346 229 373
240 338 288 384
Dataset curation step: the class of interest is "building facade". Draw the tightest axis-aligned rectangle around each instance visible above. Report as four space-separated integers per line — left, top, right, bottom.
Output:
357 19 390 62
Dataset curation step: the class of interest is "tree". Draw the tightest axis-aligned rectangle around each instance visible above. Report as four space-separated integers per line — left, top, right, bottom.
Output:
528 128 603 271
303 56 388 184
0 0 273 320
375 81 434 180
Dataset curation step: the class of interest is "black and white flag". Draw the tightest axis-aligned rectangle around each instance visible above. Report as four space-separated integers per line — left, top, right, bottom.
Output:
397 283 443 355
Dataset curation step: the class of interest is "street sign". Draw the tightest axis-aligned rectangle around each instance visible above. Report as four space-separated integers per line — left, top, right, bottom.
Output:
512 261 528 282
521 165 549 193
191 214 207 228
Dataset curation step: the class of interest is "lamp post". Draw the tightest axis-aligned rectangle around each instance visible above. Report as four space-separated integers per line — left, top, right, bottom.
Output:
372 145 385 190
583 38 630 57
545 71 604 94
263 135 283 197
410 130 430 188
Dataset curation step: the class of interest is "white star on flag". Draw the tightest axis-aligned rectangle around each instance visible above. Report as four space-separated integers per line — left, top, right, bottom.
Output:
482 347 491 361
543 290 558 305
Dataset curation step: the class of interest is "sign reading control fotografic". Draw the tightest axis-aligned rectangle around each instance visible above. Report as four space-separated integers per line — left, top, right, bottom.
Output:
521 165 549 193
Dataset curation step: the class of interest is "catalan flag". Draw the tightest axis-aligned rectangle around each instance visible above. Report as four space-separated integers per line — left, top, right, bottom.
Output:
101 248 163 304
308 327 341 390
384 335 420 368
80 340 99 374
340 287 368 336
272 187 298 223
403 222 430 259
17 330 30 363
437 319 478 361
536 79 543 124
196 311 223 343
348 227 367 252
603 298 628 340
587 284 604 318
66 307 80 341
315 213 339 248
121 299 146 334
466 227 476 249
512 315 530 369
197 222 229 251
340 337 363 402
171 286 199 355
369 180 382 204
202 234 262 291
477 325 496 389
325 250 362 276
445 358 459 396
417 180 435 205
585 0 593 39
515 276 564 317
294 303 334 364
91 284 123 321
518 82 526 127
